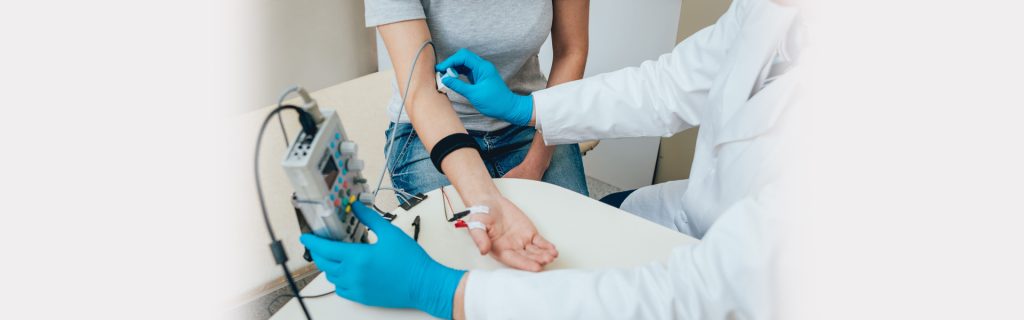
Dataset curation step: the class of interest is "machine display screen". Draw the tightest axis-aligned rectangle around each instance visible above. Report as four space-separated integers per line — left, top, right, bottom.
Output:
320 152 339 189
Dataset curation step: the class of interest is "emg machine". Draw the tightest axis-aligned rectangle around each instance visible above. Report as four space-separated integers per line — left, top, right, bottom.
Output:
254 86 383 319
279 87 374 243
262 83 427 317
259 42 435 319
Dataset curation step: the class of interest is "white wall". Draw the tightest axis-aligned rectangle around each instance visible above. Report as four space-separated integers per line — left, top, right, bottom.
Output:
247 0 377 111
539 0 682 190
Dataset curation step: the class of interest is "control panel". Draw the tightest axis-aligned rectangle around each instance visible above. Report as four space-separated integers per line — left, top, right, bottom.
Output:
282 108 373 243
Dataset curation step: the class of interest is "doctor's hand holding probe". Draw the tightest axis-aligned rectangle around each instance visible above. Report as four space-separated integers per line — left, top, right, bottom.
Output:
303 0 803 318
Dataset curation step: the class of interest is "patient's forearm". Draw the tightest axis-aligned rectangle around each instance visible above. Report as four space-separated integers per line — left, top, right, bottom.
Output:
516 134 553 173
378 20 501 206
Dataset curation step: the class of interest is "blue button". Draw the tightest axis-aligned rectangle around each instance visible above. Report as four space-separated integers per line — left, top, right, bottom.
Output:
335 133 341 140
337 176 342 183
335 150 341 158
330 142 335 149
333 185 339 192
329 194 335 201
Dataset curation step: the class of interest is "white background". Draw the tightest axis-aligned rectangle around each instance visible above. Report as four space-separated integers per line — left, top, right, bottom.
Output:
2 0 1023 319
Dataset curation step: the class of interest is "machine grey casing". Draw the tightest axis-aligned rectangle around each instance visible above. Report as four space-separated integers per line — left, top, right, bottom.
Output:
281 109 371 243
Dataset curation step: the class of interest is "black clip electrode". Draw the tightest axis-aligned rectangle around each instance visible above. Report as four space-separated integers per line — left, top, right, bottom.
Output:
412 216 422 242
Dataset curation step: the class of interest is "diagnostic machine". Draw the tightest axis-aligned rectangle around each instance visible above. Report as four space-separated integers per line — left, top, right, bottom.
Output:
253 85 383 319
279 87 374 243
259 42 439 318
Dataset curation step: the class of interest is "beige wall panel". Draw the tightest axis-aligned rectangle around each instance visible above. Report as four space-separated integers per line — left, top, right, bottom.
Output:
654 0 732 183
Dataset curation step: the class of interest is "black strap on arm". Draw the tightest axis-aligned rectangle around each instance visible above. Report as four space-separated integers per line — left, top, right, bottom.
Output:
430 133 482 174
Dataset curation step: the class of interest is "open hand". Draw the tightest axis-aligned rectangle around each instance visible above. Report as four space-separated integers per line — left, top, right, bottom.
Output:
465 196 558 271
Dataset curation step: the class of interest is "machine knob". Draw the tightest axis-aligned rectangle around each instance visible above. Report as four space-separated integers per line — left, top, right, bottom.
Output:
347 159 365 171
359 192 375 204
339 141 358 156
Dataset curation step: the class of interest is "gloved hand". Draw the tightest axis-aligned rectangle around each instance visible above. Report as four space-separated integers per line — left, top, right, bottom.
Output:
436 48 534 126
300 202 465 319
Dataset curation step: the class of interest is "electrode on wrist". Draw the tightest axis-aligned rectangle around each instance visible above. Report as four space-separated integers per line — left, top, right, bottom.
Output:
447 205 490 222
451 205 490 231
430 133 482 174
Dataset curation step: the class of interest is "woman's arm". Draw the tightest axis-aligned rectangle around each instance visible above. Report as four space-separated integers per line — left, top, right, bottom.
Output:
378 20 557 271
503 0 590 180
378 21 492 200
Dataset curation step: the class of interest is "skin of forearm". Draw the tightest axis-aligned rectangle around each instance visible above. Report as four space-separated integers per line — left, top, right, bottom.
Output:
379 20 502 206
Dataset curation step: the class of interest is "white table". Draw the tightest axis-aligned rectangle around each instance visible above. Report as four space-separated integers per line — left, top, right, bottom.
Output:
271 178 699 319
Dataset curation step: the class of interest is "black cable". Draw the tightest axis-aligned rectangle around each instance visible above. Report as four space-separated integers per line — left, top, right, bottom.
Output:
255 104 318 320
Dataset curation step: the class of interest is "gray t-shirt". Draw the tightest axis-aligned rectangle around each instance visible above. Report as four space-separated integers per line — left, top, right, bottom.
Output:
366 0 553 132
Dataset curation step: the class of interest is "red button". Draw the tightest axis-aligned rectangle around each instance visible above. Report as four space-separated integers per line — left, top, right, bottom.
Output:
343 181 348 188
334 198 341 207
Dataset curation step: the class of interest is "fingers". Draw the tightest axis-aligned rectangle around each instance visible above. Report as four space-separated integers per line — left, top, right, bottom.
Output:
309 252 340 276
441 76 473 96
435 48 486 73
524 244 556 265
522 236 557 265
468 228 491 255
532 235 559 259
451 65 473 81
322 267 359 291
466 213 494 255
496 249 544 272
300 233 360 260
350 202 391 235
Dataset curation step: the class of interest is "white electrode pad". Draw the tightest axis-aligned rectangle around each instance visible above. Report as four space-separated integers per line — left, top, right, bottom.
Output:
435 68 458 94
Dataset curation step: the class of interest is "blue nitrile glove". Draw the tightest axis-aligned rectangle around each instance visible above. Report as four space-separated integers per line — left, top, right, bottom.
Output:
436 48 534 126
300 202 465 319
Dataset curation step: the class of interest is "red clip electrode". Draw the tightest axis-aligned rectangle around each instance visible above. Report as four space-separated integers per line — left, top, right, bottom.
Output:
453 220 468 228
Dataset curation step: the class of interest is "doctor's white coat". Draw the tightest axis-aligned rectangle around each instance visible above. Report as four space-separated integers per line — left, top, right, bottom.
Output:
464 0 803 319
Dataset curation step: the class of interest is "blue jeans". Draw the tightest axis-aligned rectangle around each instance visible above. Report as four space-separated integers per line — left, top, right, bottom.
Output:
384 123 589 201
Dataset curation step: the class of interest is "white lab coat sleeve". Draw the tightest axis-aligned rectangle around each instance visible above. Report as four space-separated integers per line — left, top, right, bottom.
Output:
532 0 751 145
463 193 777 320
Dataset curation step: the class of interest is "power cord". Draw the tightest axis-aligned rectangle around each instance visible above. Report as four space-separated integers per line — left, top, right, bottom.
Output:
276 86 317 147
255 104 319 320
